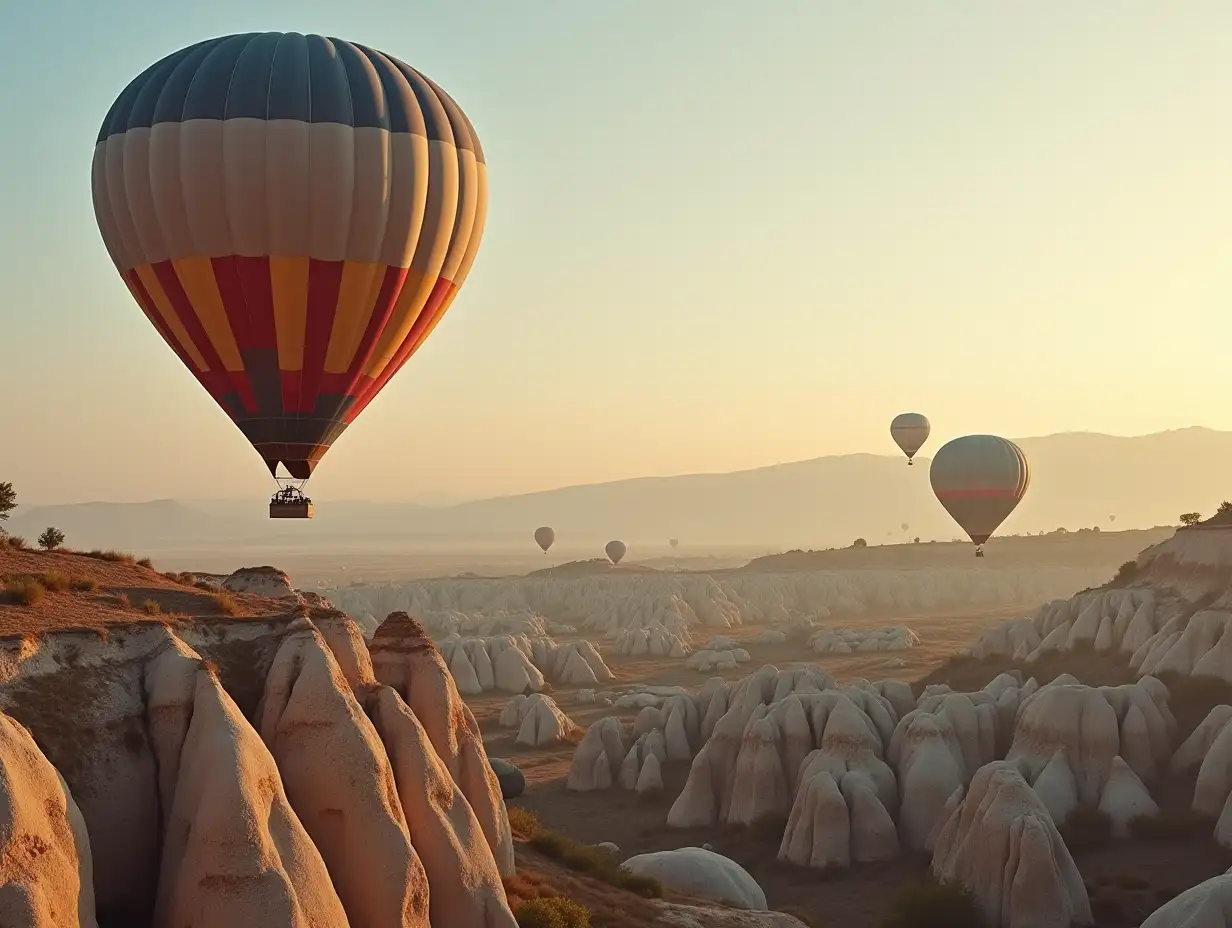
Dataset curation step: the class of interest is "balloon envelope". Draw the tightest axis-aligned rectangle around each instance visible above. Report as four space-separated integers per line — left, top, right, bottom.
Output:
534 526 555 553
92 33 488 480
669 538 679 549
605 540 626 565
890 413 931 462
930 435 1030 546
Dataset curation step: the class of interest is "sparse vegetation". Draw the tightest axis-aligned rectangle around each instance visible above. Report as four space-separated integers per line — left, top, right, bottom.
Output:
526 830 662 898
514 896 590 928
115 593 130 609
39 571 69 592
1059 805 1113 851
508 805 541 838
81 549 137 564
3 578 45 606
0 482 15 527
5 536 27 550
852 537 868 548
1180 512 1202 527
137 557 153 568
1220 500 1232 514
142 599 162 615
1111 559 1138 585
37 526 65 551
879 879 981 928
211 591 239 616
71 577 99 593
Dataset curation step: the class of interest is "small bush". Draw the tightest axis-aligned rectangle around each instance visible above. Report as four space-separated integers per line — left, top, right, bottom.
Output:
37 527 66 551
142 599 162 615
4 579 45 606
39 571 70 592
508 806 540 838
211 591 239 616
115 593 130 609
514 896 590 928
1060 805 1113 851
527 830 661 898
852 537 868 548
880 879 981 928
1111 560 1138 586
6 536 27 550
71 578 99 593
136 557 152 569
1128 808 1214 841
83 549 136 564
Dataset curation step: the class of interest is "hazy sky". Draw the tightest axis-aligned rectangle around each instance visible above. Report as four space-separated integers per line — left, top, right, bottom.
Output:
2 2 1230 504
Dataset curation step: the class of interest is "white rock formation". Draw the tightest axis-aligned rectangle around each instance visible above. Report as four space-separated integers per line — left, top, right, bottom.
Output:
222 565 297 598
622 847 768 911
568 718 626 791
0 712 96 928
514 695 577 748
931 761 1092 928
1141 872 1232 927
810 626 920 654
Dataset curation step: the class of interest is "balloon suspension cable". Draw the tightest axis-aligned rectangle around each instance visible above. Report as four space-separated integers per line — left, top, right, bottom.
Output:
271 474 312 505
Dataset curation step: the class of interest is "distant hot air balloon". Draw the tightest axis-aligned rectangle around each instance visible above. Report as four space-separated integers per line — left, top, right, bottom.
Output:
669 538 679 549
534 526 555 553
1109 514 1117 523
605 540 626 565
890 413 931 465
901 523 910 532
92 33 488 519
930 435 1030 557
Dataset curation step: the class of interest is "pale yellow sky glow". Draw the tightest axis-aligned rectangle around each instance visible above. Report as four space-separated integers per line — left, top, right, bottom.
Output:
1 2 1229 502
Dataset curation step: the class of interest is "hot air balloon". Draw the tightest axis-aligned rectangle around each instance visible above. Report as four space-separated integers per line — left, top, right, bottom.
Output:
605 540 626 566
890 413 931 465
534 526 555 554
930 435 1030 557
1109 514 1117 523
669 538 679 549
92 34 488 519
901 522 910 532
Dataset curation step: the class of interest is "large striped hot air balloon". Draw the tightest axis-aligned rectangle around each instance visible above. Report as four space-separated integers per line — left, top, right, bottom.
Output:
930 435 1030 556
890 413 931 465
534 526 555 554
92 33 487 515
605 540 626 566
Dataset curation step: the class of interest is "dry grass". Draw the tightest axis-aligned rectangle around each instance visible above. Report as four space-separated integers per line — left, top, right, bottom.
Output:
3 579 44 606
79 549 137 565
527 831 661 899
509 806 541 839
136 557 153 569
115 593 130 609
211 591 239 616
879 879 981 928
71 578 99 593
142 599 162 616
39 571 70 592
514 896 591 928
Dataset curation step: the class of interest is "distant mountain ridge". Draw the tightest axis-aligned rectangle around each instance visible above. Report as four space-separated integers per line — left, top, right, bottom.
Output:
8 427 1230 551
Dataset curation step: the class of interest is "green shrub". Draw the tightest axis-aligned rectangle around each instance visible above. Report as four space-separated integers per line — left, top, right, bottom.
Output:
37 527 65 551
514 896 590 928
880 879 981 928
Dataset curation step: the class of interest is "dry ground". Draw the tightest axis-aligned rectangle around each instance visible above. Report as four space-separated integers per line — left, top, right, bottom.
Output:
0 544 289 636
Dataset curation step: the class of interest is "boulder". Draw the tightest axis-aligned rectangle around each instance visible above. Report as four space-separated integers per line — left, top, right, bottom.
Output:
623 847 767 911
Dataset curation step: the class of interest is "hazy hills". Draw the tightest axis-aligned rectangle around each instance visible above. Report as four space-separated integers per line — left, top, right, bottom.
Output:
8 427 1230 552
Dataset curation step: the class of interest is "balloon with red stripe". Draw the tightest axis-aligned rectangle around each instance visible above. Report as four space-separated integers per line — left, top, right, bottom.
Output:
92 33 488 482
929 435 1030 552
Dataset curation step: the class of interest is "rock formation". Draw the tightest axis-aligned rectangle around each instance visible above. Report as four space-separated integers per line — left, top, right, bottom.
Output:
622 847 768 910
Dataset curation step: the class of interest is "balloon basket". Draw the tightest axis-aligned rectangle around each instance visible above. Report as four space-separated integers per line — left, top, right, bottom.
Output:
270 486 314 520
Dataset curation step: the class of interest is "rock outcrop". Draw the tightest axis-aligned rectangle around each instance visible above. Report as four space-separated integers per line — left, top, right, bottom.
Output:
622 847 767 910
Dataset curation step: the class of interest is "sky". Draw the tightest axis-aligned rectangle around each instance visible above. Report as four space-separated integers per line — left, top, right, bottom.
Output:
1 2 1230 504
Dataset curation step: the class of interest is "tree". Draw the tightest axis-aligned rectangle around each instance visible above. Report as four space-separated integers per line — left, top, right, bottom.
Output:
913 536 920 544
0 482 14 527
852 538 868 548
1220 501 1232 514
37 527 65 551
1180 512 1202 527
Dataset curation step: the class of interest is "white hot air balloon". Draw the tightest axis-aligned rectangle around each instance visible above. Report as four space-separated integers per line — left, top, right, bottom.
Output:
605 540 626 566
890 413 931 465
930 434 1030 557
